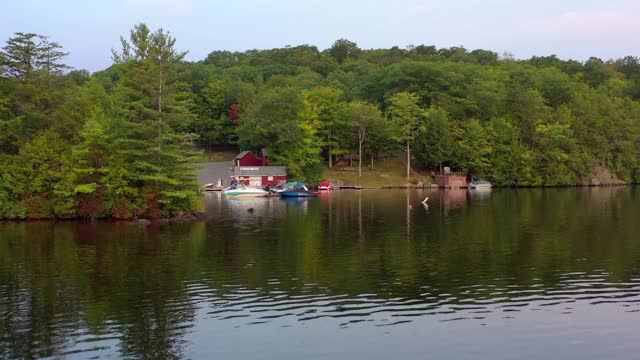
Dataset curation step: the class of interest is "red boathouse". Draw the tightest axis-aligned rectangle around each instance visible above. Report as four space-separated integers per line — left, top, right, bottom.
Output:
231 166 287 187
235 149 270 167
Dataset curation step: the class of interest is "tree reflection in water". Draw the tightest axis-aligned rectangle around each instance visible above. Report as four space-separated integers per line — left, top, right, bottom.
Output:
0 188 639 359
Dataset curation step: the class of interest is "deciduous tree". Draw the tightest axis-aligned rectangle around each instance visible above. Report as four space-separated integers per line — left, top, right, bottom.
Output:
347 101 382 176
388 92 423 179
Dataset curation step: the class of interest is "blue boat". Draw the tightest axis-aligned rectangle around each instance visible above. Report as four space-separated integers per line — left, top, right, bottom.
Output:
280 191 316 197
279 183 316 197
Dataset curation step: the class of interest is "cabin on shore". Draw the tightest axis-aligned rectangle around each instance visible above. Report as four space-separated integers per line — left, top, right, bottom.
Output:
231 166 287 187
235 149 270 167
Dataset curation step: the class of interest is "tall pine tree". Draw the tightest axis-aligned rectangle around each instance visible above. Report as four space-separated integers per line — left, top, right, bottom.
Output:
111 23 201 218
1 32 68 81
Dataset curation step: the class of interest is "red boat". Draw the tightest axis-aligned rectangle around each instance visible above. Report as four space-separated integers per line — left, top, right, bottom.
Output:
318 180 333 191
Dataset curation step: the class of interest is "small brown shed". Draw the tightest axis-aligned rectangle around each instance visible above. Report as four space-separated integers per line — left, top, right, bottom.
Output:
434 175 468 188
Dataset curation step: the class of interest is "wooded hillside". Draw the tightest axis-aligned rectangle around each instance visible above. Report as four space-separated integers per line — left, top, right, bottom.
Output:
2 24 640 219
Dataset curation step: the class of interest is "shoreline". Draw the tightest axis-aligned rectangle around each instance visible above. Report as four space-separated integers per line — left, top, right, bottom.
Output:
203 183 633 192
323 183 634 190
0 212 208 224
3 184 635 222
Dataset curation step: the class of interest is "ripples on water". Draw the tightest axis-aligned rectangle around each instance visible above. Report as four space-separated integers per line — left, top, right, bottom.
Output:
1 188 640 359
184 271 640 326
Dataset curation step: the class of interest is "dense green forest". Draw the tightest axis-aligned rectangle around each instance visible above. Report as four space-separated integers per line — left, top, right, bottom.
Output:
2 23 640 219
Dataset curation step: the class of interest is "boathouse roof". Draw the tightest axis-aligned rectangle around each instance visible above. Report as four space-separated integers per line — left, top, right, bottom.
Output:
232 166 287 176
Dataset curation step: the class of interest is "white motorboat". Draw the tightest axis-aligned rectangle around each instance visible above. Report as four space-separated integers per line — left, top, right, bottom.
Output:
265 184 289 193
469 179 492 189
223 183 269 197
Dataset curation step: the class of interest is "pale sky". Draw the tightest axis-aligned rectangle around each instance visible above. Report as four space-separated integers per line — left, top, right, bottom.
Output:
2 0 640 72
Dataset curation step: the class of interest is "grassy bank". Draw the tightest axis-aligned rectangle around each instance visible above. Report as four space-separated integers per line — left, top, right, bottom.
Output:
203 150 430 187
322 158 432 187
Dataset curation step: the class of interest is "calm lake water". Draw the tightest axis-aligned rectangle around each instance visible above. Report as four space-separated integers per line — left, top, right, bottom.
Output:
1 188 640 359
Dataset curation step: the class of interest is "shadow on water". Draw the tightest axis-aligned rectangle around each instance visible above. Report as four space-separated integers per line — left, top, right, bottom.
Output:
0 187 640 358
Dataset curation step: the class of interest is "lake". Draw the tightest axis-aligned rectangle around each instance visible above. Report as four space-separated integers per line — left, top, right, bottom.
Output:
1 187 640 359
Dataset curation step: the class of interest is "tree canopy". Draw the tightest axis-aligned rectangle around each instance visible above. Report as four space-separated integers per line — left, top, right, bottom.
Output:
2 27 640 219
0 25 202 220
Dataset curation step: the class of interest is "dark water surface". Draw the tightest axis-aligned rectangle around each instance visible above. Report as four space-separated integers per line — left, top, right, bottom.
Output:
1 188 640 359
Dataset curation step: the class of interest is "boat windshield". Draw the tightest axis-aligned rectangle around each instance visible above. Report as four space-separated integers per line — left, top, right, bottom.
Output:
225 183 247 190
291 183 308 191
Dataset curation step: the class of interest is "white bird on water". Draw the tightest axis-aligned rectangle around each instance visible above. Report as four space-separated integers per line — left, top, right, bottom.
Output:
422 196 429 210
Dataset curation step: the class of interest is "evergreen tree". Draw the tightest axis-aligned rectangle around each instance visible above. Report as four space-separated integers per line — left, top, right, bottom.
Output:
111 23 201 218
1 32 68 81
1 32 40 81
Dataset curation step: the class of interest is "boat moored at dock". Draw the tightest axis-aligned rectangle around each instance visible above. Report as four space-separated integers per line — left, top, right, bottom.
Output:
223 183 270 197
318 180 333 191
280 183 317 197
469 178 492 189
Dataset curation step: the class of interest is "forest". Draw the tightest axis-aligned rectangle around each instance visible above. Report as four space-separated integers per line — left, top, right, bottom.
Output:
1 23 640 219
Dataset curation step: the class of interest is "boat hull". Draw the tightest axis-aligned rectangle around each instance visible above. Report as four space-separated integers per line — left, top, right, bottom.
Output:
223 190 269 197
280 191 315 198
470 184 492 189
469 180 492 189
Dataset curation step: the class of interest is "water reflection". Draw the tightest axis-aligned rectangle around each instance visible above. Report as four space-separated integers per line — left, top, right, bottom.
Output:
468 188 492 202
224 196 283 222
438 189 467 216
1 188 640 359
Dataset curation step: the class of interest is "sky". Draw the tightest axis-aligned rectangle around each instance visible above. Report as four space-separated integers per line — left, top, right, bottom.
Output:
2 0 640 72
